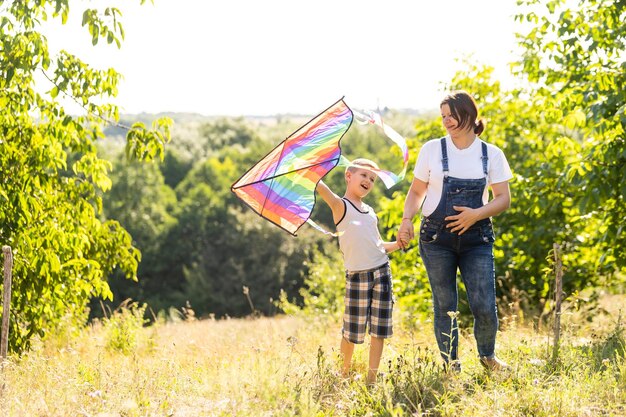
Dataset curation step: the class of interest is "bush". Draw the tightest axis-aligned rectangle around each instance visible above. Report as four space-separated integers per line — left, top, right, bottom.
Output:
102 301 148 355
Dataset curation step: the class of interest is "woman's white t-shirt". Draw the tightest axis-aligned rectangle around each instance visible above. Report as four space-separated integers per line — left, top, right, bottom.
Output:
413 136 513 217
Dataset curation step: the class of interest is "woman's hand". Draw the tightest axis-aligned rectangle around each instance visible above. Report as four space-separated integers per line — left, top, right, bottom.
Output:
398 218 414 248
398 178 427 248
445 206 480 235
445 182 511 235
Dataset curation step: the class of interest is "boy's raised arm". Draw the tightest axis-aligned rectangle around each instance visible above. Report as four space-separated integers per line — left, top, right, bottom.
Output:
316 180 344 221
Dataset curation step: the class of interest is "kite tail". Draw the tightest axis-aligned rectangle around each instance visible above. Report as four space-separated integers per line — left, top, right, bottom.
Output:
302 106 409 236
351 109 409 189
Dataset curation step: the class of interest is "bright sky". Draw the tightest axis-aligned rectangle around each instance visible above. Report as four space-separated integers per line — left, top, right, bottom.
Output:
42 0 522 116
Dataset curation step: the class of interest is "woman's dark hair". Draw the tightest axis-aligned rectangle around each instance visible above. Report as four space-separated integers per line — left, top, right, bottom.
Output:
440 90 485 136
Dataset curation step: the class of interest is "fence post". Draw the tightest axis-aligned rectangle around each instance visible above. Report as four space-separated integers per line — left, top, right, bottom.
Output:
552 243 563 361
1 246 13 359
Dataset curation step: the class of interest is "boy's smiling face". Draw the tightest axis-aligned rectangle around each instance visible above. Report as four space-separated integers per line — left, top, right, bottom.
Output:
346 167 377 198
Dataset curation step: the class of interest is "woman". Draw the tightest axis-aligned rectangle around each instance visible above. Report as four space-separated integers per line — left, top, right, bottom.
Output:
398 90 512 372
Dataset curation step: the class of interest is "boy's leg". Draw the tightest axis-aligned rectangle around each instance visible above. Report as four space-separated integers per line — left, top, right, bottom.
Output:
368 264 393 385
367 336 384 384
340 337 355 377
342 270 368 377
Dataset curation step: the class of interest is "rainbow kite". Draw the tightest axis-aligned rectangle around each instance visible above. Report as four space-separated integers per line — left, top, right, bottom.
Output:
231 98 408 236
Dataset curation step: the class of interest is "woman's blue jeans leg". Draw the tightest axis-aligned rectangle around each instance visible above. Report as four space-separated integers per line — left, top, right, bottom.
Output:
459 245 498 357
420 240 498 361
419 242 460 362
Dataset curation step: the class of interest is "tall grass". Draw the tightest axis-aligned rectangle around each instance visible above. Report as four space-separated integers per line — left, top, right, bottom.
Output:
0 300 624 416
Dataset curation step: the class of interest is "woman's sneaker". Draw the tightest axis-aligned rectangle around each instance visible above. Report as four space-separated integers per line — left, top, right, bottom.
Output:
480 355 509 371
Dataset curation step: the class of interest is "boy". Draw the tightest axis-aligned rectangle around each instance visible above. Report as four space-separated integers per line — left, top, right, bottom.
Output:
316 158 403 385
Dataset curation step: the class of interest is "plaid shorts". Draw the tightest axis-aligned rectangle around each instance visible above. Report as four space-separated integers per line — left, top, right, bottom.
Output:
342 262 393 344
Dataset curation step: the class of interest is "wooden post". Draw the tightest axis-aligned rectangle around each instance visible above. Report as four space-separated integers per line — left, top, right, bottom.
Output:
242 286 255 313
552 243 563 361
1 246 13 359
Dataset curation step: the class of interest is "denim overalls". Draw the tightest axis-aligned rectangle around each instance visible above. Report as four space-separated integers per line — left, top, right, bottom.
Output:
419 137 498 363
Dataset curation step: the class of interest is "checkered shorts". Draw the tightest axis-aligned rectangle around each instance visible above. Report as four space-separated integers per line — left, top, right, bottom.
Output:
342 262 393 344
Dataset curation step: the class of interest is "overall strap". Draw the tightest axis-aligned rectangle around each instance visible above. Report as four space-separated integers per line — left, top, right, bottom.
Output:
440 137 449 177
480 141 489 177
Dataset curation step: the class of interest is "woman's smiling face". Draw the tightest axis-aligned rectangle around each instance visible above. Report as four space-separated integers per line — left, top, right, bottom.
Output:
440 104 459 133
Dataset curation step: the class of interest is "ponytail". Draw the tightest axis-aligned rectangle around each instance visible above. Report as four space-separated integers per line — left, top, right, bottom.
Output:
474 119 485 136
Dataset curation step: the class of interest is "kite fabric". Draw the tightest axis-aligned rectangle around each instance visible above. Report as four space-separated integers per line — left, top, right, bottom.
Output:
231 97 409 236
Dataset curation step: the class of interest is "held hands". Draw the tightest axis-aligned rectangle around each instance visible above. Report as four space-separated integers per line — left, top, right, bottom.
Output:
445 206 480 235
397 218 414 250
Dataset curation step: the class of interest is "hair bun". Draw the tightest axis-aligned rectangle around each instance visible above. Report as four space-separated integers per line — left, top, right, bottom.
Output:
474 119 485 136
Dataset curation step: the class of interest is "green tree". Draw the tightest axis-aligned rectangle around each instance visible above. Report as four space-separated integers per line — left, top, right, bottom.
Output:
0 1 170 352
100 156 178 314
516 0 626 274
159 117 260 189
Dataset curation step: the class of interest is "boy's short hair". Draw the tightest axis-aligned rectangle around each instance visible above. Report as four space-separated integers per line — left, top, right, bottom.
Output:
346 158 380 174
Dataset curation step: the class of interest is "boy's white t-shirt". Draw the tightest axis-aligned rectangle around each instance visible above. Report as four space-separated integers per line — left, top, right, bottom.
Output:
337 199 388 272
414 136 513 217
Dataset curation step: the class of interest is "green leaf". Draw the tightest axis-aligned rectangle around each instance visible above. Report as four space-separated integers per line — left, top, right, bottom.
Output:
6 67 14 83
563 109 586 129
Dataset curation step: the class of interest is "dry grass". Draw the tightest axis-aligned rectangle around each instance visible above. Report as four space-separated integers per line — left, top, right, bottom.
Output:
0 300 624 416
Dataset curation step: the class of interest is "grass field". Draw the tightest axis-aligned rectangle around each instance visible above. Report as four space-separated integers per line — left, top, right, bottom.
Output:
0 296 624 416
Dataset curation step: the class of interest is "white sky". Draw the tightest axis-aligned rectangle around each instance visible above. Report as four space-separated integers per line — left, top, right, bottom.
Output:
41 0 522 116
